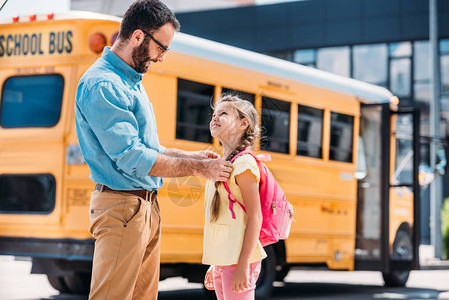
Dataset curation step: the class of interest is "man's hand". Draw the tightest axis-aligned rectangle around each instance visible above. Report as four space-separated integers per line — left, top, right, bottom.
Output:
196 158 233 181
192 150 220 160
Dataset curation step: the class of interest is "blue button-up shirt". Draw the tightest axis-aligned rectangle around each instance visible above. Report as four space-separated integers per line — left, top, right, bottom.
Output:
75 47 166 191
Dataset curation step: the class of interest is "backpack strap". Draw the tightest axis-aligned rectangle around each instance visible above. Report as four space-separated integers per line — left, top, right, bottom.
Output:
222 181 246 219
222 149 271 219
229 149 251 163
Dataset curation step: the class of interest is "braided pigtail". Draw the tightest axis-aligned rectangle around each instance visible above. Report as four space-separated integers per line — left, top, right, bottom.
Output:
209 95 259 222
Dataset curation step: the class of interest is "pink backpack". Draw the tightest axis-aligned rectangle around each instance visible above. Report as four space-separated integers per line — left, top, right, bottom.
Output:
222 149 294 247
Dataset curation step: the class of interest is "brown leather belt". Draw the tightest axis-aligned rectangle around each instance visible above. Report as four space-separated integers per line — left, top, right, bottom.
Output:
95 184 157 203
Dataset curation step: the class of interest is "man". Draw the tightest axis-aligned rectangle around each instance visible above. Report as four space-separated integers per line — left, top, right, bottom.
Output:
74 1 233 299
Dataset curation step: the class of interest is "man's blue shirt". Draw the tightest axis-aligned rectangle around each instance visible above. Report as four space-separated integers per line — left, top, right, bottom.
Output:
75 47 166 191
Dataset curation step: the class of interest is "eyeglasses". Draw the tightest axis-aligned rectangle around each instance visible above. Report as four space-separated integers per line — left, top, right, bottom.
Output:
140 29 169 56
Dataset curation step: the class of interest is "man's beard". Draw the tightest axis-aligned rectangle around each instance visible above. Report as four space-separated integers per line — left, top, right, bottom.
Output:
132 40 156 74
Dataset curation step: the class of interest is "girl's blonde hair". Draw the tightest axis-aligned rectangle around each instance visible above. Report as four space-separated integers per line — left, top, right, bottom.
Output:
210 94 260 222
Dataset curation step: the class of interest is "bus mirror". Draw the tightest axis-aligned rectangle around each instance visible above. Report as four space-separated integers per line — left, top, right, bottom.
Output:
66 144 85 165
419 165 435 188
355 136 367 180
435 145 447 176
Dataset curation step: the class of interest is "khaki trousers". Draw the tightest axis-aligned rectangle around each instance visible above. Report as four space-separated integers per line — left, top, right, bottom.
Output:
88 190 161 300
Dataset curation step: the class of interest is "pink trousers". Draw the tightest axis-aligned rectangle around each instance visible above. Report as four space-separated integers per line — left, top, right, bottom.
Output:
213 261 262 300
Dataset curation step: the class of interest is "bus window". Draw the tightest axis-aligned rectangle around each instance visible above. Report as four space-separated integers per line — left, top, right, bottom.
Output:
330 112 354 163
0 74 64 128
261 97 290 154
356 136 368 180
176 78 214 144
297 104 323 158
393 114 414 185
0 174 56 213
221 88 255 104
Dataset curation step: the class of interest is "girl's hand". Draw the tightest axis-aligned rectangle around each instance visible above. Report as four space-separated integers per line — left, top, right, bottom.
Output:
232 265 249 293
204 266 215 290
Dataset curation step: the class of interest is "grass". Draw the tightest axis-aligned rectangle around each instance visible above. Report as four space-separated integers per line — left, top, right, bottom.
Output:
442 198 449 260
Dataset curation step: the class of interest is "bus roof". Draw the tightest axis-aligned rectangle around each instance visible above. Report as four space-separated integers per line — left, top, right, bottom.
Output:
0 10 122 24
0 11 393 104
172 33 395 105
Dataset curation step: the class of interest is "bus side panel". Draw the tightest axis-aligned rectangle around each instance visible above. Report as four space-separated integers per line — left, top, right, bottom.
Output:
144 72 208 263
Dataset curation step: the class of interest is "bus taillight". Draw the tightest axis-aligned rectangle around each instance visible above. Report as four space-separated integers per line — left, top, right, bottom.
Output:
89 33 107 54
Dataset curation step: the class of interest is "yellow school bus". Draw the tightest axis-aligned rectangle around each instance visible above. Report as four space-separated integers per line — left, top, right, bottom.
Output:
0 12 423 296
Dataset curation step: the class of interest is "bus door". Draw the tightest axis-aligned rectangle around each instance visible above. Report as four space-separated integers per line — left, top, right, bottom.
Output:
355 103 420 284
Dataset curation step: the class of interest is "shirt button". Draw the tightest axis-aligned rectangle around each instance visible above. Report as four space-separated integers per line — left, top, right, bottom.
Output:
135 75 139 78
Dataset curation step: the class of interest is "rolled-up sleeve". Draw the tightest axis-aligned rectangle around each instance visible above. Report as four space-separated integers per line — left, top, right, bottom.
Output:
159 145 167 154
77 81 159 178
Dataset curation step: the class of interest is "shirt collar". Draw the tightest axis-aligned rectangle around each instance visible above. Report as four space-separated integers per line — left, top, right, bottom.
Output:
101 47 143 84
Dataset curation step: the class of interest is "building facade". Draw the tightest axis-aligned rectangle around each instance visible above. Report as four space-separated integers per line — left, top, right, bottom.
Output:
175 0 449 245
70 0 255 15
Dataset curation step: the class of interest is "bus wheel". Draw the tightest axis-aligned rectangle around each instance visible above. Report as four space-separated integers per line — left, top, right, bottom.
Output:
47 275 70 294
382 230 412 287
63 272 91 295
256 245 276 299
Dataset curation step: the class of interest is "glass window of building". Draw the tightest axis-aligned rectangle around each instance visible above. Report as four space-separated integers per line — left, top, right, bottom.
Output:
389 42 412 100
353 44 388 87
297 105 323 158
441 39 449 95
261 97 290 154
268 50 293 61
414 41 431 104
390 58 411 99
317 46 350 77
442 56 449 94
440 39 449 53
293 49 316 67
442 95 449 122
389 42 412 57
414 41 431 81
176 79 214 144
329 112 354 163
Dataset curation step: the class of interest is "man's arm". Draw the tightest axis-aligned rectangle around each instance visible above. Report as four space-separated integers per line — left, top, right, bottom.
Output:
164 148 220 160
148 153 232 181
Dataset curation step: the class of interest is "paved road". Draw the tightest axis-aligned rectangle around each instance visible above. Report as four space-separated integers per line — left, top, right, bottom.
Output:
1 255 448 300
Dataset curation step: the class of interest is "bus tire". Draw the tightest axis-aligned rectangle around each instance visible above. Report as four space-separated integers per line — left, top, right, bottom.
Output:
63 272 91 295
382 230 412 287
47 275 70 294
382 269 410 287
256 245 276 299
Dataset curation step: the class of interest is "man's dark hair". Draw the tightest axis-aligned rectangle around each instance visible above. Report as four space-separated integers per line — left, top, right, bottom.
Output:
118 0 180 40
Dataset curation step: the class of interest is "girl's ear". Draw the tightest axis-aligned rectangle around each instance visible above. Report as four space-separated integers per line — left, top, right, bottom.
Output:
240 118 249 131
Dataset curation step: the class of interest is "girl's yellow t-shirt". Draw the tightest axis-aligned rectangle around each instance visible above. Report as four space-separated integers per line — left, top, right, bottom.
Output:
202 154 267 266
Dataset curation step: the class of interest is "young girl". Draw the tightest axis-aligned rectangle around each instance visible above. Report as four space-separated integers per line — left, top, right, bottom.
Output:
203 95 267 300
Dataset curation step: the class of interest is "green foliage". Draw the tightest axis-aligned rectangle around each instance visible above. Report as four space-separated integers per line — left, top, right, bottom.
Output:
442 198 449 260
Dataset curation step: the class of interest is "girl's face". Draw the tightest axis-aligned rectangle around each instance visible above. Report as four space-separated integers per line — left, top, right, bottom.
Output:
210 103 247 144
